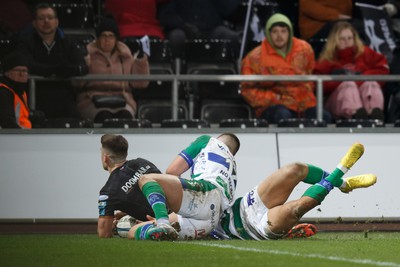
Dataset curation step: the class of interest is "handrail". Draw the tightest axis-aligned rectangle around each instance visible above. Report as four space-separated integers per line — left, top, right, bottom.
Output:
28 74 400 121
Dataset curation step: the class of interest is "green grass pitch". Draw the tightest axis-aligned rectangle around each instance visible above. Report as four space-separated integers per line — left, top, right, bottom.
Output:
1 232 400 267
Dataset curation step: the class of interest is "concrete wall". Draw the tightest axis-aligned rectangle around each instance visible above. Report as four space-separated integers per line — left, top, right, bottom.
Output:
0 130 399 221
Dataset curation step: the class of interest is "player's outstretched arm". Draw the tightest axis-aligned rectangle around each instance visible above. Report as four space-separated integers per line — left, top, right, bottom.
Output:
166 155 190 176
98 216 114 238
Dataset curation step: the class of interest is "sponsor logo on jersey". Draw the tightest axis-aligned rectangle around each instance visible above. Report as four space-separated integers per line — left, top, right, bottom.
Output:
187 196 198 212
217 143 228 153
121 165 151 193
247 190 255 206
210 204 217 228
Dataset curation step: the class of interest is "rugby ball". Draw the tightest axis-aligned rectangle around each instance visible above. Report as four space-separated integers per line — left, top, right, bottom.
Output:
116 215 136 238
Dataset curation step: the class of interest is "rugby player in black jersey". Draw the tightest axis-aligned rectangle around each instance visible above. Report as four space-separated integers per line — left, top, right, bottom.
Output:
97 134 162 238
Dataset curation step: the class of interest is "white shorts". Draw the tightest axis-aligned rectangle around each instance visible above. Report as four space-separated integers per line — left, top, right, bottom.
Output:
179 186 221 220
177 215 217 240
240 186 272 240
177 179 222 239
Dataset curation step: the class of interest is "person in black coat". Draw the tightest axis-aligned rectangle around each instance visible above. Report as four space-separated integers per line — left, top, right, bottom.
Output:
17 2 88 119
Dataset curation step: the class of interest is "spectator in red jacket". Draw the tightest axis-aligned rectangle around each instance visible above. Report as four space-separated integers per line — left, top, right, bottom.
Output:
314 21 389 121
104 0 169 40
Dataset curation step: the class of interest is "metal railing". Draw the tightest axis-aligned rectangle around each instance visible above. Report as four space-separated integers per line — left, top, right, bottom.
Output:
28 74 400 121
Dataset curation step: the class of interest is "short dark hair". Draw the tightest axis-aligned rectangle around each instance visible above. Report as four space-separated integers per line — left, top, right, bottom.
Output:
218 133 240 155
101 134 128 162
34 3 58 19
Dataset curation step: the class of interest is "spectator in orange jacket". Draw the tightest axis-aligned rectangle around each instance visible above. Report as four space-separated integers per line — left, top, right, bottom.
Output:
241 13 332 124
0 51 31 129
314 21 389 121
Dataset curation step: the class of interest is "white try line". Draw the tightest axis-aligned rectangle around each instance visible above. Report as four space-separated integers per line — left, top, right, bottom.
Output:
180 242 400 267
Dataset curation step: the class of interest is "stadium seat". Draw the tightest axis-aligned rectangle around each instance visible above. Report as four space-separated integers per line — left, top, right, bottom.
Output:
161 119 210 128
336 119 385 128
185 39 237 72
44 118 93 128
148 39 175 73
0 39 15 71
137 101 188 124
219 118 268 128
65 31 95 45
48 1 96 48
102 118 152 128
308 38 327 59
50 2 95 29
127 40 178 101
201 102 252 124
184 39 239 118
277 118 327 128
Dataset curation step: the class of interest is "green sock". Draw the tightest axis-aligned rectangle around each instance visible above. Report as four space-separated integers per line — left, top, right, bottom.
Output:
303 164 329 184
325 168 345 188
135 224 154 240
302 163 348 203
302 184 329 203
142 181 169 224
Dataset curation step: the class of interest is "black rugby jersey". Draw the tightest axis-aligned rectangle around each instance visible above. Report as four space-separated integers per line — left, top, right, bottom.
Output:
98 158 161 221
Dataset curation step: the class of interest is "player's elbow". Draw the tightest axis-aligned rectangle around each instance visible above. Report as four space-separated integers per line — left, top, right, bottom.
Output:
165 166 180 176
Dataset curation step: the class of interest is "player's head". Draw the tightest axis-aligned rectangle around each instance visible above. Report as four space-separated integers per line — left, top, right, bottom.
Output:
101 134 128 170
217 133 240 155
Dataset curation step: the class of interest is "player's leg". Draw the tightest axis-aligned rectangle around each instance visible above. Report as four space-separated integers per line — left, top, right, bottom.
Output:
256 162 309 209
128 212 214 241
128 221 152 240
266 143 374 235
266 196 318 235
140 173 222 226
303 144 376 193
255 161 340 209
302 142 370 202
138 173 183 240
128 220 180 241
139 173 183 224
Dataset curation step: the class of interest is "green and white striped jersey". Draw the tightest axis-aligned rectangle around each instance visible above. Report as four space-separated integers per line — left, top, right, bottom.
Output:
179 135 238 210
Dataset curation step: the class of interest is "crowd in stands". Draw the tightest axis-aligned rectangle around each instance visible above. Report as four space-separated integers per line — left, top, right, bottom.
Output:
0 0 400 129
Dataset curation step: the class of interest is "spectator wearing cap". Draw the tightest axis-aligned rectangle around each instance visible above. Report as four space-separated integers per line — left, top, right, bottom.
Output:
17 2 89 119
0 51 31 128
240 13 332 124
75 16 150 123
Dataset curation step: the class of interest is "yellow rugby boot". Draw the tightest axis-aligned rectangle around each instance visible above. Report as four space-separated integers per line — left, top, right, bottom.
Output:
340 174 377 193
339 143 364 170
